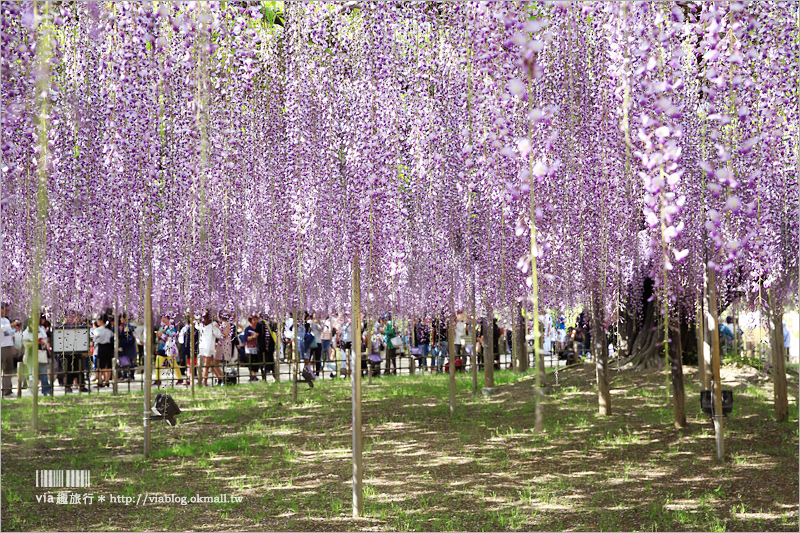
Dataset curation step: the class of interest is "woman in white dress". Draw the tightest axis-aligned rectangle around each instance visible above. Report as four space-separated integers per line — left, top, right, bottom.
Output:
197 310 221 387
540 312 555 356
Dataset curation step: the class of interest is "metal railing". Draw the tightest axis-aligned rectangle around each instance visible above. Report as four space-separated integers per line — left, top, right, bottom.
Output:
2 339 575 398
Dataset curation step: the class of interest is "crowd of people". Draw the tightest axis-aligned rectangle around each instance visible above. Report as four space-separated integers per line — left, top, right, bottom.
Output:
12 300 789 397
2 300 603 396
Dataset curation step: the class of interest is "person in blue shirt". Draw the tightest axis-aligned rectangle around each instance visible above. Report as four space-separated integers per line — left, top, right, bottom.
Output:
784 323 791 363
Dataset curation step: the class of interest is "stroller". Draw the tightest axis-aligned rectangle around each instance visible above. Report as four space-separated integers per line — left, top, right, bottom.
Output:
443 356 465 373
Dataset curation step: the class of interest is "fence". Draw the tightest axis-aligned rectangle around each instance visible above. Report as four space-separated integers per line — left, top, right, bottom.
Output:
2 333 577 398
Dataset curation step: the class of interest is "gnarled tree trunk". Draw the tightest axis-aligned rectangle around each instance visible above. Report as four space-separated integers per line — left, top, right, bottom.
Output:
622 277 698 370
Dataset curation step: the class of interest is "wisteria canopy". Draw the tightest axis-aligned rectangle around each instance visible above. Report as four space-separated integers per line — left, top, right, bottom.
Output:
1 1 798 326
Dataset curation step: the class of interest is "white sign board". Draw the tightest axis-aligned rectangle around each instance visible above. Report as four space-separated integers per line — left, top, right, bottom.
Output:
53 328 89 353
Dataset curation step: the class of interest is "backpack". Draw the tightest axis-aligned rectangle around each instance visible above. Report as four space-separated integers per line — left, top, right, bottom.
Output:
304 330 315 348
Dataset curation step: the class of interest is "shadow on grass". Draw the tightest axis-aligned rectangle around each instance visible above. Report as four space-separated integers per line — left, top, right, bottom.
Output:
1 364 798 531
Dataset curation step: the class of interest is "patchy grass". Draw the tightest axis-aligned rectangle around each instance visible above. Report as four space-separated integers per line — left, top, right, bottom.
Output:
1 364 798 531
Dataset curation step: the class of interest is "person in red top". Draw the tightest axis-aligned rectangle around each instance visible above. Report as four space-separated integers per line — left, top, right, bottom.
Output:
243 316 261 382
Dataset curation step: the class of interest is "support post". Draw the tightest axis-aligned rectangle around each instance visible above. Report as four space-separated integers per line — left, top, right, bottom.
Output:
352 254 363 518
112 306 119 395
484 307 494 389
189 317 195 397
670 318 687 428
515 304 527 373
708 267 724 460
696 300 705 391
30 312 39 433
410 320 416 375
292 310 299 404
143 275 153 458
448 310 456 417
471 280 478 395
769 290 789 422
593 290 611 416
702 265 713 391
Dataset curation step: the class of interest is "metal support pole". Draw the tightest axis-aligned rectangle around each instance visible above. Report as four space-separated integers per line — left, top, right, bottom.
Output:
112 306 119 395
190 317 195 397
352 254 363 517
143 275 153 458
708 267 724 460
448 311 456 417
292 310 298 404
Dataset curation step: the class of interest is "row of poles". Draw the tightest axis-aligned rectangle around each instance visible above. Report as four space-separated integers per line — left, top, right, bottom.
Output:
15 263 789 515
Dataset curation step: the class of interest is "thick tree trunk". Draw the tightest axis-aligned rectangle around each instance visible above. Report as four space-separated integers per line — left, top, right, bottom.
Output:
593 291 611 416
769 290 789 423
622 277 697 370
622 296 662 369
670 319 687 428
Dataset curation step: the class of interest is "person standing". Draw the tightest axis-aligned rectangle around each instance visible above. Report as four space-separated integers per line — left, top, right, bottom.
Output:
117 314 138 382
455 312 467 365
784 322 792 363
310 313 323 375
243 315 261 382
556 313 567 353
91 317 114 388
197 310 221 386
339 315 351 377
22 318 50 395
384 316 398 375
153 315 178 387
434 313 449 372
282 313 294 363
321 314 332 370
178 319 197 386
213 312 233 385
541 311 555 358
415 318 431 371
256 314 275 381
577 309 591 356
12 319 26 389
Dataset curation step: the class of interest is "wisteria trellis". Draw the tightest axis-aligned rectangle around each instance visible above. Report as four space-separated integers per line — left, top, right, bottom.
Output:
1 1 798 336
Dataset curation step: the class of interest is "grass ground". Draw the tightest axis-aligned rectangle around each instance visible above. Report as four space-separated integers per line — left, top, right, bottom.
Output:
1 362 798 531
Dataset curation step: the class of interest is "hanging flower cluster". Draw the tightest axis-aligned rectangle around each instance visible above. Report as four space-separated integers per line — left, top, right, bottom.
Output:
1 1 797 327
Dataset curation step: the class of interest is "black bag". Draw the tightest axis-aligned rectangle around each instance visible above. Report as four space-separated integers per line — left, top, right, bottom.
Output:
151 393 181 426
301 366 315 387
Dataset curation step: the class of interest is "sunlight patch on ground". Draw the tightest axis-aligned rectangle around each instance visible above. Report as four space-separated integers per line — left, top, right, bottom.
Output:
734 511 786 520
664 499 703 511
